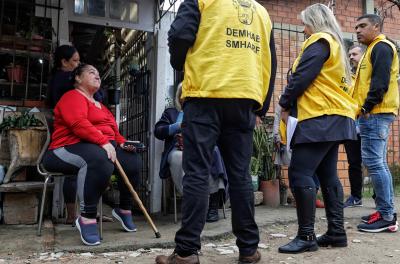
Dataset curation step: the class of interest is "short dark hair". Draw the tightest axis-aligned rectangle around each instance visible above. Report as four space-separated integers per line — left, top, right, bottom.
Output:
357 14 383 31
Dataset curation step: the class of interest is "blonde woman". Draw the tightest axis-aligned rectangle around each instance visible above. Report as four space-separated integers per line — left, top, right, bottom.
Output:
278 4 357 254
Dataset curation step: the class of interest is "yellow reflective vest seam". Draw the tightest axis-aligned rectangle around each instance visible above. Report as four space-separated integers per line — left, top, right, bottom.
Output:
279 120 287 145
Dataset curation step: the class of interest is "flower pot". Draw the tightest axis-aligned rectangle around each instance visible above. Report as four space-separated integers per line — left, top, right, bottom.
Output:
251 175 259 192
259 179 280 207
23 99 46 108
3 127 47 183
7 65 26 83
29 34 45 52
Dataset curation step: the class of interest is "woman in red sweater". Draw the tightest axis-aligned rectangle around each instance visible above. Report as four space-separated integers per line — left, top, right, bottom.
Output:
43 64 142 246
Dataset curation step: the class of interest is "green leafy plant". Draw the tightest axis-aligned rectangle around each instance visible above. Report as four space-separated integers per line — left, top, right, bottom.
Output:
252 125 275 181
250 156 261 176
0 111 43 132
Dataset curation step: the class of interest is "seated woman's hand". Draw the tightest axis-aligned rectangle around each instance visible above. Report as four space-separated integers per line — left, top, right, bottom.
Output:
102 143 116 162
175 133 184 151
120 143 136 152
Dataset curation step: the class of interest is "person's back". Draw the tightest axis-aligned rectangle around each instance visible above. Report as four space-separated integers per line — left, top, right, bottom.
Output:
180 0 272 107
156 1 276 263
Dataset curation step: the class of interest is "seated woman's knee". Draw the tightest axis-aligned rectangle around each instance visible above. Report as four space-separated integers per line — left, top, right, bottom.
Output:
169 150 183 167
86 145 114 173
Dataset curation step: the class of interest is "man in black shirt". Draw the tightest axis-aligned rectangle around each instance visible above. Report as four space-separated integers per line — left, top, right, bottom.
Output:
354 14 399 233
343 44 365 208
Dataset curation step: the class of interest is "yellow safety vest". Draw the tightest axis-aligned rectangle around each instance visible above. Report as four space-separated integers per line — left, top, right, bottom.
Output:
352 34 399 115
279 120 287 145
182 0 272 108
292 32 357 122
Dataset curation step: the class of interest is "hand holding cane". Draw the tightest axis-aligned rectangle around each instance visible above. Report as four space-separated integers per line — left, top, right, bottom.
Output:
115 159 161 238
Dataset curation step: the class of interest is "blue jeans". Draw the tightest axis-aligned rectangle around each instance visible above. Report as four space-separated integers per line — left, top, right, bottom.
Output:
359 113 395 220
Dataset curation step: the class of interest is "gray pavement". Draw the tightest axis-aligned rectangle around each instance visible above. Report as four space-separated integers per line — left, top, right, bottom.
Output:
0 197 399 256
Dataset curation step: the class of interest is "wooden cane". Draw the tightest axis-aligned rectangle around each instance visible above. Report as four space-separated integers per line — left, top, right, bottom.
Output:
115 159 161 238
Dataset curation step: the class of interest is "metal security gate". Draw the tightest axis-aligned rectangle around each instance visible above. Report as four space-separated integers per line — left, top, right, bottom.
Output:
271 23 305 102
119 32 151 207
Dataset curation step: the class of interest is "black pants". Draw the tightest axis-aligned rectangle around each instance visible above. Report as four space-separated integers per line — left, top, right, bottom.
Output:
63 176 77 203
43 142 141 218
344 136 363 199
289 142 342 190
174 98 259 257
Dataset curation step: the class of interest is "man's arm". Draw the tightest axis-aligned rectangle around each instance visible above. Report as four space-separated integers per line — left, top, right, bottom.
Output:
361 42 393 113
255 30 277 117
167 0 201 71
279 39 330 110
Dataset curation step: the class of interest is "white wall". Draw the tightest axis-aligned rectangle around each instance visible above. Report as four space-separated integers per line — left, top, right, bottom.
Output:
149 12 176 213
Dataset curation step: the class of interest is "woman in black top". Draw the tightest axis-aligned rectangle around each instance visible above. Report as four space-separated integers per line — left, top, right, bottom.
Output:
46 45 80 108
278 4 357 254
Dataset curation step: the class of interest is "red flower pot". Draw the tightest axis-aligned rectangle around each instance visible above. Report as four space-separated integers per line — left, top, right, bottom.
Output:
7 65 26 83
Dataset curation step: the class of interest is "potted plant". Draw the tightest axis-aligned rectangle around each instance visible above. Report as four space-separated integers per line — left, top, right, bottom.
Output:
27 17 53 52
253 124 280 207
277 165 289 205
250 156 261 192
6 62 26 83
0 111 46 183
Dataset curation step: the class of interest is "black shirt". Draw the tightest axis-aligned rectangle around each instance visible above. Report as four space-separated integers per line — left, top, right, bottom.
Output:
46 70 74 109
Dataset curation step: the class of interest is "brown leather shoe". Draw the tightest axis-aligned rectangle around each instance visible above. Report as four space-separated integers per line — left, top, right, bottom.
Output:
155 253 200 264
238 250 261 264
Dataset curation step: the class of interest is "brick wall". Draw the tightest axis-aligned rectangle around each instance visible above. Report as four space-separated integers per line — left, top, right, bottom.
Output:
374 0 400 41
260 0 400 195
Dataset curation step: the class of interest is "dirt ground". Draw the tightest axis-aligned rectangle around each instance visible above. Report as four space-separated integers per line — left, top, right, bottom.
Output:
1 218 399 264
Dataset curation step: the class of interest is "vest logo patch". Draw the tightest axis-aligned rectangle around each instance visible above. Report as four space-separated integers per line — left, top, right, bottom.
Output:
232 0 255 25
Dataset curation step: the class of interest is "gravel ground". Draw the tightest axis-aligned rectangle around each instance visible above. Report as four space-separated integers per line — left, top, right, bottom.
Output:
2 218 400 264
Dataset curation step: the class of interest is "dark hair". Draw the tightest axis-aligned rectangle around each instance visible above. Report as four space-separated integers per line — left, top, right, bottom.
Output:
357 14 383 31
53 45 77 72
71 63 94 85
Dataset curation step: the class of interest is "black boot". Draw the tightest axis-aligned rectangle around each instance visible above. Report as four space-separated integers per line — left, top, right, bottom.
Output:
279 187 318 254
317 186 347 247
206 192 219 223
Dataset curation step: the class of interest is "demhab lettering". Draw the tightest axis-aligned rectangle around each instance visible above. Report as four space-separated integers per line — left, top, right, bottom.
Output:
226 40 260 54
